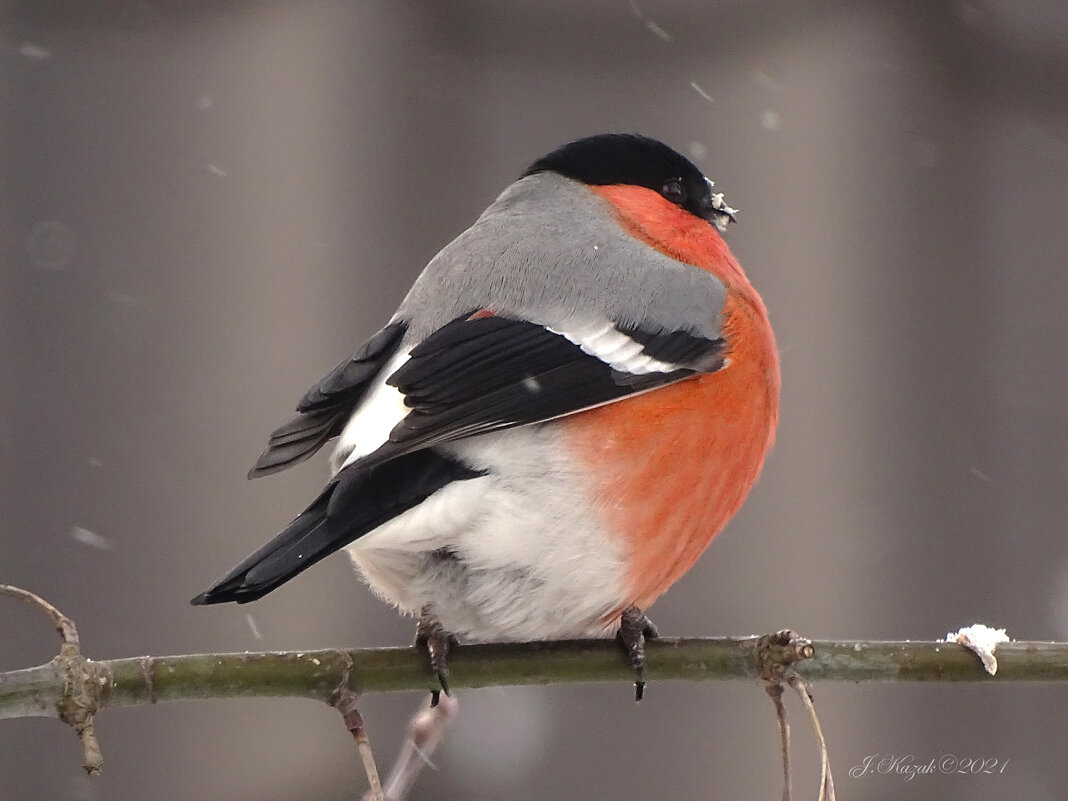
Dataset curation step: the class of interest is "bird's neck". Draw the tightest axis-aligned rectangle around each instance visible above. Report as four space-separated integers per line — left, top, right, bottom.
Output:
590 184 757 295
591 183 779 407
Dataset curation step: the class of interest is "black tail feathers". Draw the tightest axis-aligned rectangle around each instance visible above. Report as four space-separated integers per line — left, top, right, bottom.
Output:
191 451 485 606
191 483 335 605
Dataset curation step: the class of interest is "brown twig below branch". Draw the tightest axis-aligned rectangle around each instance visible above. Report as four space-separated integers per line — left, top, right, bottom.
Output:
331 685 384 801
755 630 837 801
767 684 791 801
364 695 459 801
790 675 836 801
757 630 816 801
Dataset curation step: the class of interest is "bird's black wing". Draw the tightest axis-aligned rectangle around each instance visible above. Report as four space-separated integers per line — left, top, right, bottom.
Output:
357 314 726 468
248 322 407 478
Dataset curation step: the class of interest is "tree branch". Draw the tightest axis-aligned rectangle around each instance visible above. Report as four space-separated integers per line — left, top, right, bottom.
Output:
5 582 1068 793
5 581 1067 797
5 636 1068 723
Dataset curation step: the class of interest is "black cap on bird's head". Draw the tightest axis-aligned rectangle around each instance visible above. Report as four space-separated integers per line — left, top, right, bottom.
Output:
523 133 737 232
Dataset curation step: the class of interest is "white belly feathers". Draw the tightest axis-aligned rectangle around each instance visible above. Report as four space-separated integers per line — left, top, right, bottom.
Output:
343 424 628 641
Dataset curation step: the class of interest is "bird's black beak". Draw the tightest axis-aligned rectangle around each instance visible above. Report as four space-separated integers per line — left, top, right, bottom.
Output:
699 179 738 232
701 195 737 232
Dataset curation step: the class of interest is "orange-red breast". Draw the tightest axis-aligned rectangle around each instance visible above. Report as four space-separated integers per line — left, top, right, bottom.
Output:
193 134 780 700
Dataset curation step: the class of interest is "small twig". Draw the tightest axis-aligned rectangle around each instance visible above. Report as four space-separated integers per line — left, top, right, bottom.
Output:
789 676 835 801
368 694 459 801
756 630 815 801
766 683 791 801
0 584 106 775
331 682 384 801
0 584 80 647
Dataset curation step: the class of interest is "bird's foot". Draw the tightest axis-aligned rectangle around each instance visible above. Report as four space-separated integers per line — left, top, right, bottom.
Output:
617 604 659 701
415 605 458 707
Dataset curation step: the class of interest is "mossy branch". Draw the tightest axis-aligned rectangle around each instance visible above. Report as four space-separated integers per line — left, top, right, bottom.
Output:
6 636 1068 720
4 582 1068 778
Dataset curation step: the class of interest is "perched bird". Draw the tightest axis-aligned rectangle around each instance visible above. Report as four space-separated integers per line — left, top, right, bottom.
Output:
193 134 780 700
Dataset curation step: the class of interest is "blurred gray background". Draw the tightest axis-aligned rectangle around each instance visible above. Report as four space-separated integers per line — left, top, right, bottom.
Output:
4 1 1068 799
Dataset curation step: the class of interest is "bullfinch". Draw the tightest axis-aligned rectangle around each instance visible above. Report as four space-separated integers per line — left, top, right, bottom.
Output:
193 134 780 700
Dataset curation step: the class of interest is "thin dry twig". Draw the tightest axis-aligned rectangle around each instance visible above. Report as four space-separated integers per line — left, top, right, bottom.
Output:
0 584 80 647
756 630 816 801
373 694 459 801
789 676 835 801
766 683 791 801
327 648 386 801
332 685 384 801
0 584 105 775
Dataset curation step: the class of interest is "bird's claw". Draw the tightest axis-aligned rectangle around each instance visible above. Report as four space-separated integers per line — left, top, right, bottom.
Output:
416 606 457 707
618 605 658 702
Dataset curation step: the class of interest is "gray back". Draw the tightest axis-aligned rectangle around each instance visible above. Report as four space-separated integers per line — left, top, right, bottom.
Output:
395 172 728 342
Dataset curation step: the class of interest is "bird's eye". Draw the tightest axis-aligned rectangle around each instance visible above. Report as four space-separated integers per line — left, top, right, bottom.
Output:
661 179 686 203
